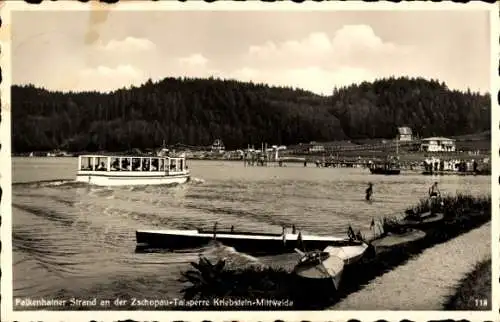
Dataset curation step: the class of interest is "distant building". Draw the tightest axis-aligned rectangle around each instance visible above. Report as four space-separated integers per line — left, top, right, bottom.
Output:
420 137 456 152
211 139 225 153
397 127 413 141
309 144 325 153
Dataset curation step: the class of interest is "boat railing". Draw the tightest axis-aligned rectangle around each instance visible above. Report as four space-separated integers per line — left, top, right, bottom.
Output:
78 155 189 175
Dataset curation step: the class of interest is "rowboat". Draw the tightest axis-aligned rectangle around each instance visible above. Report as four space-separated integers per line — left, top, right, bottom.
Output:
293 242 369 290
399 211 445 228
76 154 190 186
293 250 344 290
370 228 426 254
323 243 369 265
135 228 365 256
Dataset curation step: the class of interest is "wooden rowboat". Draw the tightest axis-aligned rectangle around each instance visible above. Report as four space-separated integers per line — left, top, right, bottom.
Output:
135 228 364 256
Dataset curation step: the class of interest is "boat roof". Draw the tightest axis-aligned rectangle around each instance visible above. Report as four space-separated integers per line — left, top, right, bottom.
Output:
79 154 184 159
421 137 456 142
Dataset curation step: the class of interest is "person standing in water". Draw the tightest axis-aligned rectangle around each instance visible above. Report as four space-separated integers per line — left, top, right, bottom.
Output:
428 182 440 198
365 182 373 201
428 182 441 214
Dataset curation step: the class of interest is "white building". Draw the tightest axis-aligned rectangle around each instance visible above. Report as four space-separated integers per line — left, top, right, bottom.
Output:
309 144 325 153
420 137 456 152
211 139 225 153
397 127 413 141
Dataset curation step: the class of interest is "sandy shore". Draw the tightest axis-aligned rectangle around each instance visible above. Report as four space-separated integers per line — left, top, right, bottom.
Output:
332 221 491 310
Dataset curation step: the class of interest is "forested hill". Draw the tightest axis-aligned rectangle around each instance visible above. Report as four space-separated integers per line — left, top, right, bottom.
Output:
11 76 490 153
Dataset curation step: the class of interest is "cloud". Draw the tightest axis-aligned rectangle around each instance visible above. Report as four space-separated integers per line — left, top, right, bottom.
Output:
213 24 414 94
97 37 156 52
77 65 147 92
246 25 411 69
178 53 209 67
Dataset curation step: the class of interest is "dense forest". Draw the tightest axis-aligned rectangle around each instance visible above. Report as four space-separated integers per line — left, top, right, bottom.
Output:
11 76 490 153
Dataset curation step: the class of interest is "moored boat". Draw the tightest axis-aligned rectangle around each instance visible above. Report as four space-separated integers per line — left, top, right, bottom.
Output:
370 228 426 254
293 250 344 290
369 167 401 175
369 156 401 175
323 243 369 265
76 154 190 186
135 228 365 256
399 211 445 228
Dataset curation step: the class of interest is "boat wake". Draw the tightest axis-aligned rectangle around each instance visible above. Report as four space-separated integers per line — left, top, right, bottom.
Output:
188 177 205 185
13 179 84 189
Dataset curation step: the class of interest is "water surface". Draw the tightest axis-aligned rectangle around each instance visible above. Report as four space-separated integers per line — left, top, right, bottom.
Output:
11 157 490 309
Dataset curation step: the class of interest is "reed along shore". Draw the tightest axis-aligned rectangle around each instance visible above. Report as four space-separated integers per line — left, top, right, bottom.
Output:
178 194 491 310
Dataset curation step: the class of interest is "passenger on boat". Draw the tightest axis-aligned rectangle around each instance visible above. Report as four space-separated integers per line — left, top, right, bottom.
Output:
97 162 106 171
365 183 373 201
111 159 120 171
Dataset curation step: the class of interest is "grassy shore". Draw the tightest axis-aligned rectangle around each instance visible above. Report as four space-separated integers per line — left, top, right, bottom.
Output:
444 258 492 310
178 194 491 310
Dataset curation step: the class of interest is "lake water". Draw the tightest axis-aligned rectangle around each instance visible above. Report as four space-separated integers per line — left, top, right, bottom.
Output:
11 157 491 309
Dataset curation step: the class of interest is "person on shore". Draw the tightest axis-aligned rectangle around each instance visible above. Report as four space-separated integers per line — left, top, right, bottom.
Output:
365 182 373 201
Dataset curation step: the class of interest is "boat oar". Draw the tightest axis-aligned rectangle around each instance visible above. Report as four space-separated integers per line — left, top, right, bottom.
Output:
294 248 305 256
212 222 218 241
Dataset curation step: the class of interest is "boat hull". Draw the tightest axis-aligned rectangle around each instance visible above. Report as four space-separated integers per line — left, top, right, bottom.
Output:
324 243 369 265
135 229 363 256
370 228 426 254
294 253 344 290
76 171 190 186
399 212 444 228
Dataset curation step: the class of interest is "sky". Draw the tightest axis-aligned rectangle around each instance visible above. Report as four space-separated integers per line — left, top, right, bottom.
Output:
12 9 491 96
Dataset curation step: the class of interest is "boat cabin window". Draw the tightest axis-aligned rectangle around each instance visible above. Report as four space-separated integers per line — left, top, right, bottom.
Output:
169 159 177 171
95 157 108 171
132 158 141 171
80 157 92 170
151 158 159 171
159 159 165 171
121 158 131 171
80 156 108 171
141 158 150 171
110 157 120 171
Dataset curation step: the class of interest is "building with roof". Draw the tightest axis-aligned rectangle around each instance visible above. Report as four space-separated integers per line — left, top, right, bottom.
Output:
397 127 413 141
420 137 456 152
211 139 225 153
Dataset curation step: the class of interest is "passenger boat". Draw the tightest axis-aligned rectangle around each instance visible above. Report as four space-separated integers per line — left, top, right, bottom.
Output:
76 154 190 186
135 228 365 256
